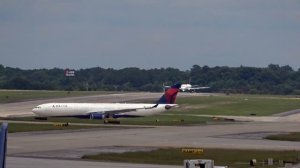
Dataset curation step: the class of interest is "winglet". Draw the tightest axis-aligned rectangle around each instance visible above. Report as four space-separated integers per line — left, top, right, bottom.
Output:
157 83 181 104
0 123 7 168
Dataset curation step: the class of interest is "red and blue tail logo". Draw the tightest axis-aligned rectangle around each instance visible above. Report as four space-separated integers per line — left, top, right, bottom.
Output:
158 83 181 104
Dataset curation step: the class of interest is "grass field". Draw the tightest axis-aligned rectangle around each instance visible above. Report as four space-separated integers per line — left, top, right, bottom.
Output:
83 148 300 168
118 115 221 126
5 123 102 133
4 91 300 167
171 95 300 116
265 132 300 142
5 92 300 129
9 94 300 127
11 114 220 126
0 90 112 103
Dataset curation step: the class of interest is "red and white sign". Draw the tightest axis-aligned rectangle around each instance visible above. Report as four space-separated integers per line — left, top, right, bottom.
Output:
65 69 75 77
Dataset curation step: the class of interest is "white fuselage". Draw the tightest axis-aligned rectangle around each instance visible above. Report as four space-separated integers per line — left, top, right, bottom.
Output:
32 103 175 118
180 84 210 92
180 84 193 92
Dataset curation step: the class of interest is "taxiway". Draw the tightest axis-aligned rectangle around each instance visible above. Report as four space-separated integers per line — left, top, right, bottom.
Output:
3 92 300 168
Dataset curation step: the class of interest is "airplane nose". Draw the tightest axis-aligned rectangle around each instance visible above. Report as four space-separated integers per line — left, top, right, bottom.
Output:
32 106 42 114
32 108 37 113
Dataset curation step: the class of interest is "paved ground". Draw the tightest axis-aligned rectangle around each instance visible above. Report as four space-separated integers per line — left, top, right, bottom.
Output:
192 113 300 122
3 92 300 167
8 122 300 156
7 121 300 167
0 92 164 117
0 92 206 117
1 92 212 168
7 157 181 168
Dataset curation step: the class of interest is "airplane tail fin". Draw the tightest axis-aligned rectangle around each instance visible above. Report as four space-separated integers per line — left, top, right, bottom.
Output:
157 83 181 104
0 123 7 168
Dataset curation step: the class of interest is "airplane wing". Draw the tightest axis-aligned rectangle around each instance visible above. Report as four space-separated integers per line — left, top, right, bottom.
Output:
85 104 159 118
190 86 210 90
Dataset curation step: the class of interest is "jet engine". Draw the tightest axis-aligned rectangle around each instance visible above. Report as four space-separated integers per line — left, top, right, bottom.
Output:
165 105 172 110
89 112 105 119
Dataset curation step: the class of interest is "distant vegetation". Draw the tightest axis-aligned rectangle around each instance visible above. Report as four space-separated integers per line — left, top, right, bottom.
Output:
0 64 300 94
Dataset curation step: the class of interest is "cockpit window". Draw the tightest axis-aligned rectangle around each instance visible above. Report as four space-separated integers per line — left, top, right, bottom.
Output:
34 106 41 109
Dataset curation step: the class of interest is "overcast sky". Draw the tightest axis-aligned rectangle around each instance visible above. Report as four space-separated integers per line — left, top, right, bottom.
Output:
0 0 299 70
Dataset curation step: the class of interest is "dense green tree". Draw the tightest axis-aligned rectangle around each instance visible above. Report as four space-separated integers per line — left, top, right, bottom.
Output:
0 64 299 94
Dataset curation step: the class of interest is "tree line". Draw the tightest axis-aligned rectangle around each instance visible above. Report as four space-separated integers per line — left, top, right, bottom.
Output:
0 64 300 95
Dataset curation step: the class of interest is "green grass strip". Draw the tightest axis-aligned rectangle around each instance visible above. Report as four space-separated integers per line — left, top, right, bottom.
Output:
171 95 300 116
83 148 300 168
6 123 101 133
12 115 223 126
265 132 300 142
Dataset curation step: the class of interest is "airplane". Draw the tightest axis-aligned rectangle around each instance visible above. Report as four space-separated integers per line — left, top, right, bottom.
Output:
32 83 181 120
164 83 209 93
179 84 210 92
